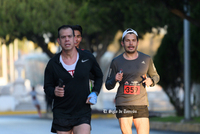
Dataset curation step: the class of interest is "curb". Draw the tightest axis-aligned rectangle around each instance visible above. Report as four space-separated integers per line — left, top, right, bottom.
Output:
150 121 200 133
92 113 116 119
0 110 46 116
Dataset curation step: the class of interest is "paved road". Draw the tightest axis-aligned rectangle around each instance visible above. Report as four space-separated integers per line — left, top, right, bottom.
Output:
0 114 198 134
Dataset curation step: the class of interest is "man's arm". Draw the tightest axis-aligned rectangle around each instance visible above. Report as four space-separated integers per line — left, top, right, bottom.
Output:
90 56 103 95
105 61 118 90
44 63 56 99
147 58 160 86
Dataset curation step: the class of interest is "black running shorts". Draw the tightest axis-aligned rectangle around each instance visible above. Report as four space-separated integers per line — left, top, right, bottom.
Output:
51 115 91 133
116 105 149 119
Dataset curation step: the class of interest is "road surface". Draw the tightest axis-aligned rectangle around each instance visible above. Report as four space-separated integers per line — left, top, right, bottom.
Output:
0 114 198 134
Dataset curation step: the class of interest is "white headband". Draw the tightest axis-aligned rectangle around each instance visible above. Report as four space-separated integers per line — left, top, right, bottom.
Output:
122 28 138 40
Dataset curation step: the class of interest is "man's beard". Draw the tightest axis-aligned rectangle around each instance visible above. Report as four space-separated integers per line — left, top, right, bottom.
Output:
124 46 137 54
126 50 136 54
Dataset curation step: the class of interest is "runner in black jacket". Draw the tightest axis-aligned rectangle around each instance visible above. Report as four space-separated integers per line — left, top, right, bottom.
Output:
44 25 103 134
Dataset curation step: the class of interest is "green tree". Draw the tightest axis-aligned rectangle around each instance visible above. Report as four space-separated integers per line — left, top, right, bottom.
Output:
153 1 200 115
71 0 171 61
0 0 77 57
154 22 184 115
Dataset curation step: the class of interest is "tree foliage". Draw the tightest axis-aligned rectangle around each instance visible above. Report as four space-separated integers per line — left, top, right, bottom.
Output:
0 0 77 57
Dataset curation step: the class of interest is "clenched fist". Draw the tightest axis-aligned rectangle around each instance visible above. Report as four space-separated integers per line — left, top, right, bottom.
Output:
54 85 65 97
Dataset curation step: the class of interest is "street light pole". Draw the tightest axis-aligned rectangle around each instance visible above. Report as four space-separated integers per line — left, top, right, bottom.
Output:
184 0 191 121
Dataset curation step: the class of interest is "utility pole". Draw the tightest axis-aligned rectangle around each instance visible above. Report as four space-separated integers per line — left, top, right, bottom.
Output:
184 0 191 121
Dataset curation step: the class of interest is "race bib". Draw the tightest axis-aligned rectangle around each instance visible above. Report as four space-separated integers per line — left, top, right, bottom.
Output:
123 81 140 95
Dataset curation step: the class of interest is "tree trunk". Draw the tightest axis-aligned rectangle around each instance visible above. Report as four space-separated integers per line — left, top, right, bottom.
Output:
164 86 184 116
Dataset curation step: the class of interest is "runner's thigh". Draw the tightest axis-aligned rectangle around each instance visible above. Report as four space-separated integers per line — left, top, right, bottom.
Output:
133 118 149 134
118 117 133 134
73 124 90 134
